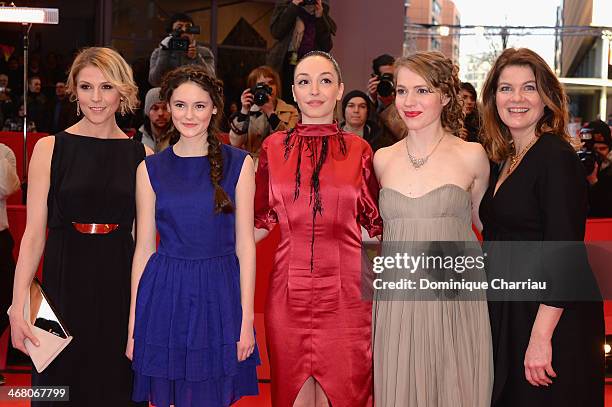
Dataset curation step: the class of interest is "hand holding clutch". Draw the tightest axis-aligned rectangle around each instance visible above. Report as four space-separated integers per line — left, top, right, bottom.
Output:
8 279 73 372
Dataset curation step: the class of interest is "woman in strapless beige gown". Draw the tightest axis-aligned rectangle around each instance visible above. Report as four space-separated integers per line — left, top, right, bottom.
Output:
372 51 493 407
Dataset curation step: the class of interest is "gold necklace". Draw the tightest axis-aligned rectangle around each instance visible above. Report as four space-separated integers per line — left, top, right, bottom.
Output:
507 136 537 174
405 134 445 169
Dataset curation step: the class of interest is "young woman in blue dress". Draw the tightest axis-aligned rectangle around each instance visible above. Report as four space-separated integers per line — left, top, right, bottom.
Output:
127 64 260 407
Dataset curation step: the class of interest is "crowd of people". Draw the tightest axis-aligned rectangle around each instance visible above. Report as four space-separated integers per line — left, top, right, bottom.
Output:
0 1 609 406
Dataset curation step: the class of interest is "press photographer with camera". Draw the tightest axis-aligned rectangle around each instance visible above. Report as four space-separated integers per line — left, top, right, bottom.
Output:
148 13 215 87
368 54 395 111
267 0 336 104
580 120 612 217
229 65 298 163
366 54 406 146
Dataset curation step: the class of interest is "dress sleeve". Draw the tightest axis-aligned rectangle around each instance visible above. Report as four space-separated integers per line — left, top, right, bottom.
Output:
539 141 587 241
538 138 594 307
358 144 383 237
254 139 278 230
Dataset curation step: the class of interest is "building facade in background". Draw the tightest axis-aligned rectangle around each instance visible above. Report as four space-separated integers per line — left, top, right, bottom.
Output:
403 0 460 61
561 0 612 122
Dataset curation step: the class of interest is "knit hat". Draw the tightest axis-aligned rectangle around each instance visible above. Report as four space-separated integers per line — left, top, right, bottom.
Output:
341 90 371 121
144 87 162 117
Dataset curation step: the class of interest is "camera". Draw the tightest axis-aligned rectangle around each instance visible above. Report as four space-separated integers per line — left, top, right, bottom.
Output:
250 82 273 106
167 25 201 51
302 0 316 5
578 128 602 175
376 73 394 97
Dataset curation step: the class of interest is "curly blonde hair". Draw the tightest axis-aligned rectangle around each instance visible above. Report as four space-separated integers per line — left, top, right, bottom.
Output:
394 51 464 136
66 47 139 114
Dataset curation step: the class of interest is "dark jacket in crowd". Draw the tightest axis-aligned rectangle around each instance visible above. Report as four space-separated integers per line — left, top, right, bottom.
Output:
149 43 215 87
588 166 612 218
47 97 78 135
266 1 336 74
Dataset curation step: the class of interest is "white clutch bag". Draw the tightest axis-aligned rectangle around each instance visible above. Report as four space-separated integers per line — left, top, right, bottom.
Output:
8 278 73 373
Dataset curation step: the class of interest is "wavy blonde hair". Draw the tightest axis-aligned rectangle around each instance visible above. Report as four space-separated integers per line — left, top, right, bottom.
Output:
480 48 569 163
66 47 139 114
394 51 464 137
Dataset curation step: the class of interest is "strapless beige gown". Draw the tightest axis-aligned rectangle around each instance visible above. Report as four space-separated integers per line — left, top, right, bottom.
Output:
373 184 493 407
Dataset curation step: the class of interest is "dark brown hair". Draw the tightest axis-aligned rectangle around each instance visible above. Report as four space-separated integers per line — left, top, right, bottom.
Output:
247 65 282 98
160 65 233 213
394 51 464 137
480 47 569 163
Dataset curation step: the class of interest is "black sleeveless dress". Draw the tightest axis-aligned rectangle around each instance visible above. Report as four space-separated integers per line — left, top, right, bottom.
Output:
32 132 146 407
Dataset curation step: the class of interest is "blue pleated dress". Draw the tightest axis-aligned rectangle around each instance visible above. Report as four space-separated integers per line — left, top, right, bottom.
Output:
132 144 260 407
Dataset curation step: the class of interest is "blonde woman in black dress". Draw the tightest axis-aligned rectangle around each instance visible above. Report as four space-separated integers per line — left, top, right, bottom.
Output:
9 47 150 407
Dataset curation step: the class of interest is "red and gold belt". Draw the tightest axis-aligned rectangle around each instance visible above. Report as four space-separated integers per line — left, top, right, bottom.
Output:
72 223 120 234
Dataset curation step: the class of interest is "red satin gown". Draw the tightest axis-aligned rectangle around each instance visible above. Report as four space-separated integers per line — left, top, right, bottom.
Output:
255 123 382 407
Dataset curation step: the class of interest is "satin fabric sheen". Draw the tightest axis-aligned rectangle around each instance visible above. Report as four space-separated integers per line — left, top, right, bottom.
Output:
255 123 382 406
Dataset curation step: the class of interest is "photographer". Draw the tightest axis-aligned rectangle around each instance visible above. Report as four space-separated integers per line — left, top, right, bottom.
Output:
368 54 395 112
229 65 298 163
149 13 215 87
267 0 336 103
581 120 612 217
367 54 406 145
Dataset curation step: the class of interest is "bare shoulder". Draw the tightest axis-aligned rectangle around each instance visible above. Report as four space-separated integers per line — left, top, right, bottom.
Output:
31 136 56 160
450 136 487 161
373 143 395 171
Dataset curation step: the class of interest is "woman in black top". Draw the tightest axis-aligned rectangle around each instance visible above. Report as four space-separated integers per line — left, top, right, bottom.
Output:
479 48 604 407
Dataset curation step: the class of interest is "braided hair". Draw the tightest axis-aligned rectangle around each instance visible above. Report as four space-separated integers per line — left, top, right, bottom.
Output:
160 65 233 213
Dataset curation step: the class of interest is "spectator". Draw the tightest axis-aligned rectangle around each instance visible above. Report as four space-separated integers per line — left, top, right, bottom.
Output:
5 57 22 101
2 103 36 132
48 81 78 134
0 141 20 386
0 74 15 124
229 65 298 162
134 87 172 152
340 89 391 151
20 76 48 132
366 54 406 146
267 0 336 103
367 54 395 112
44 52 66 86
149 13 215 86
459 82 481 142
583 119 612 217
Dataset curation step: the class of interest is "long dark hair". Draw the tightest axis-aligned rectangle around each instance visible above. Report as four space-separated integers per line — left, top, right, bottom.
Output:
160 65 233 213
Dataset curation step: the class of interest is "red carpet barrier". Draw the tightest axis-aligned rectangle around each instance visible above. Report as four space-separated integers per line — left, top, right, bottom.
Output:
0 132 48 205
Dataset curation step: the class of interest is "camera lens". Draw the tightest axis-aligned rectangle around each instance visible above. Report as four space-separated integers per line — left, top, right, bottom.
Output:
254 92 269 106
377 80 394 97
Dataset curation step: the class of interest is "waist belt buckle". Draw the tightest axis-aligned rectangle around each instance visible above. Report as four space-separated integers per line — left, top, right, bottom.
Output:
72 223 120 234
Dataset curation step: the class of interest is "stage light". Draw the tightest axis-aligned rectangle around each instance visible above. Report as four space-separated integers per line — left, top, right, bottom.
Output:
0 6 59 24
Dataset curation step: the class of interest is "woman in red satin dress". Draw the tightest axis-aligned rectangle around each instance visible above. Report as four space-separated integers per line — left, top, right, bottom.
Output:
254 51 382 406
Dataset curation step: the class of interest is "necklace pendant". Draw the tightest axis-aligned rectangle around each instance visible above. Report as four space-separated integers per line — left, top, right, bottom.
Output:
410 156 427 168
